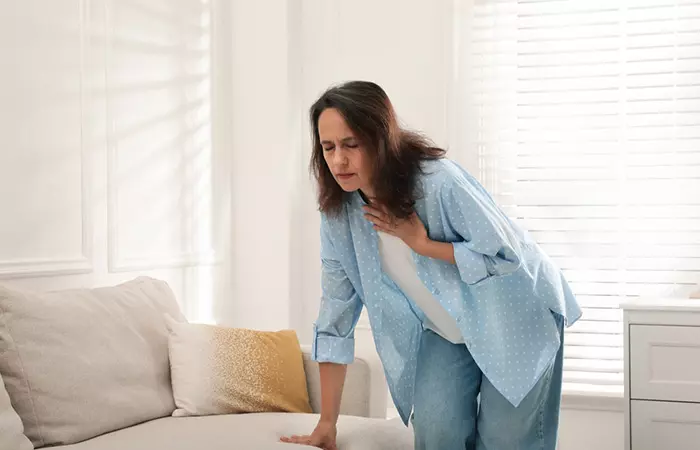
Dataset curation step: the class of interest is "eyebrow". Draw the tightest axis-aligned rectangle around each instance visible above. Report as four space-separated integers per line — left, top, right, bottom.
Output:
321 137 357 145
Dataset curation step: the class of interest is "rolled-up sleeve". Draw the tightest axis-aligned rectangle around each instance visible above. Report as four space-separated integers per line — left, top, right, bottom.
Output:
311 219 363 364
442 176 522 285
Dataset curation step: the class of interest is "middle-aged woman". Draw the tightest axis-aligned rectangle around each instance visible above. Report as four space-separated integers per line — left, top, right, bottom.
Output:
281 81 581 450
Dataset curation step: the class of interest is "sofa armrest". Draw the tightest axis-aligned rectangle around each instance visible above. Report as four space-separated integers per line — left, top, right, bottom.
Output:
301 345 388 419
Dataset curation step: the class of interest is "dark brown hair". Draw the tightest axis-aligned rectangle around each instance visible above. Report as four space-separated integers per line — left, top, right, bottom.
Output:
310 81 445 219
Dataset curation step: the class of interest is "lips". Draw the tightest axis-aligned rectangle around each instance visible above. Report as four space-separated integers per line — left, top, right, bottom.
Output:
336 173 355 180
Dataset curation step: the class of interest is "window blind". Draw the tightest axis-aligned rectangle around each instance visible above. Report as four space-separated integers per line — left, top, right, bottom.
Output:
458 0 700 394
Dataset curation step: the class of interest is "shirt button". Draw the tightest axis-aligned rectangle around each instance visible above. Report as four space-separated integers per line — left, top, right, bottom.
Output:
432 288 441 295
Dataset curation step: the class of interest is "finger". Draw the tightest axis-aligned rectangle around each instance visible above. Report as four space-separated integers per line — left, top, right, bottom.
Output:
373 224 395 235
279 435 309 443
363 206 388 222
364 209 392 226
363 209 385 223
365 213 391 228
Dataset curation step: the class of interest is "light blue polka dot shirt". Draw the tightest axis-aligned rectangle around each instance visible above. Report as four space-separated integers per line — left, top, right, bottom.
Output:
311 158 582 425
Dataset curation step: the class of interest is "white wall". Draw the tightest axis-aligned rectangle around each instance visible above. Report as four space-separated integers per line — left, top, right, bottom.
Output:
0 0 231 324
224 0 304 331
560 407 624 450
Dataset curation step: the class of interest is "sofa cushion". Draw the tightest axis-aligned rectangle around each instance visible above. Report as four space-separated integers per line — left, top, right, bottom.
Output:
0 276 185 447
53 413 414 450
0 374 32 450
167 319 312 416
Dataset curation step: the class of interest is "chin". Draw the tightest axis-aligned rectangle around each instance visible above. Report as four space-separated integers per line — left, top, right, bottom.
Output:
339 185 359 193
335 180 361 192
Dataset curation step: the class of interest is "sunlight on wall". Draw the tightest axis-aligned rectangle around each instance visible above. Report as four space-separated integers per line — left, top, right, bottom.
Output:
105 0 218 322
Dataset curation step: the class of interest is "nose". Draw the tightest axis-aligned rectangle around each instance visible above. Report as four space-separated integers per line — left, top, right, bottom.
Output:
331 147 348 167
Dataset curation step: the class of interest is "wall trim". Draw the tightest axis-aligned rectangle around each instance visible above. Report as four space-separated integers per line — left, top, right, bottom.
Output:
0 257 92 279
108 250 219 273
0 0 93 279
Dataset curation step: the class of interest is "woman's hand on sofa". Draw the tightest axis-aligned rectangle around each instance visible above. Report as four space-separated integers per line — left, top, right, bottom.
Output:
279 420 338 450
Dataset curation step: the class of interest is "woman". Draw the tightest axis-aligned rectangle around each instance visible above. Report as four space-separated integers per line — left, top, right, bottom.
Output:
281 81 581 450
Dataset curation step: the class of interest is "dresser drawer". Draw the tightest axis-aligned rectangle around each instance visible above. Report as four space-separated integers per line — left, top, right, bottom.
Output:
631 400 700 450
629 325 700 402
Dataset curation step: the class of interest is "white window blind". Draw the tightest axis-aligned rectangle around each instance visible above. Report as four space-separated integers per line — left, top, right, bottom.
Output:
459 0 700 394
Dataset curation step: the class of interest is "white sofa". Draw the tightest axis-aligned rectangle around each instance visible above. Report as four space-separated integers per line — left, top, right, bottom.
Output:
51 352 410 450
0 278 413 450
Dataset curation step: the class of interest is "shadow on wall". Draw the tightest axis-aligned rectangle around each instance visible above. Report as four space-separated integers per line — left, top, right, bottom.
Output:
106 0 227 323
0 0 230 325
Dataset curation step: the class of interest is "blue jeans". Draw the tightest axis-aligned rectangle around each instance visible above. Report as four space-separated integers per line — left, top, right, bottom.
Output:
411 314 564 450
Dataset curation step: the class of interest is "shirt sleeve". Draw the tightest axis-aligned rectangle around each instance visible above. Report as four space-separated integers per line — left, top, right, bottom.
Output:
441 175 523 285
311 217 363 364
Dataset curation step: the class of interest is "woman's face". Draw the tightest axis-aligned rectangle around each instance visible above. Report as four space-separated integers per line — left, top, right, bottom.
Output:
318 108 373 196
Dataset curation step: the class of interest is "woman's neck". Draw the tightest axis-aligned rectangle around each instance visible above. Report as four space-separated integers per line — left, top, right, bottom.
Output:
359 188 375 205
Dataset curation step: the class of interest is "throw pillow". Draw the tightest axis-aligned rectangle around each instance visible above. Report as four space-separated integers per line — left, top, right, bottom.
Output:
0 374 32 450
0 276 185 447
167 319 313 417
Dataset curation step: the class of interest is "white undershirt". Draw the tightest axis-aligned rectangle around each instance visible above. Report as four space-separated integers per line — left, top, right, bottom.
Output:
377 232 464 344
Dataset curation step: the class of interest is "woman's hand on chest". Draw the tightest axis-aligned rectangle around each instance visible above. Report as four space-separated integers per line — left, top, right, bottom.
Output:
363 205 456 265
363 205 428 251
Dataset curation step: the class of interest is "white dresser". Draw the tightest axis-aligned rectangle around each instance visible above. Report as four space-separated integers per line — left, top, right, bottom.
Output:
623 299 700 450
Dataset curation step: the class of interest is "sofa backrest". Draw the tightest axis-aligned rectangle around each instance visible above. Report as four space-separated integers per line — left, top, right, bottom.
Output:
0 276 185 447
